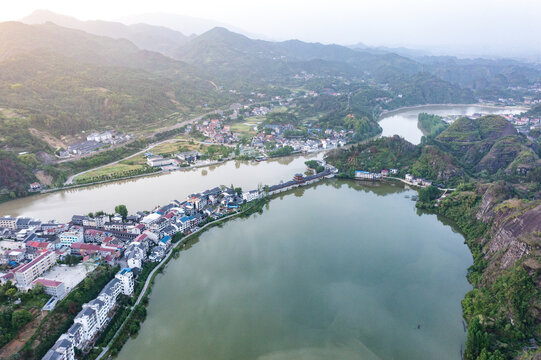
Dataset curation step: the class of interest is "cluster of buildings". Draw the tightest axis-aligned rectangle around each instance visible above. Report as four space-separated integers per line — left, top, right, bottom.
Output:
43 268 134 360
354 170 435 187
194 118 239 144
145 150 207 171
404 174 433 187
355 169 398 180
59 131 131 157
250 124 348 154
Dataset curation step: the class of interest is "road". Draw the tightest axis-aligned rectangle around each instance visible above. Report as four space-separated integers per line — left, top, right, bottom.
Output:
95 210 242 360
386 176 456 192
63 112 216 185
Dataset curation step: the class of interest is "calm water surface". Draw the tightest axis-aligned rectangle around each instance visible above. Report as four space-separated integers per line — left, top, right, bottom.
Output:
117 181 472 360
0 154 322 222
379 104 527 144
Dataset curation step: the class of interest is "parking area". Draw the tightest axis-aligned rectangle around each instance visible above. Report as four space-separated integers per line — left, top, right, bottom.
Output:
41 263 97 292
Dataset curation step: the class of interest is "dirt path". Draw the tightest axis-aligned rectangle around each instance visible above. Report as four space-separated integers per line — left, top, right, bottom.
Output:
0 311 44 358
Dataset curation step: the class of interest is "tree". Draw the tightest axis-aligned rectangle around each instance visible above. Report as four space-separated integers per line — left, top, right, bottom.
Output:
115 205 128 219
418 185 440 203
11 310 32 330
5 288 17 300
234 187 243 196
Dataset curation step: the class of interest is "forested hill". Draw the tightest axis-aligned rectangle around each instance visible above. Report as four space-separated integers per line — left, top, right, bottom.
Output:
0 22 240 136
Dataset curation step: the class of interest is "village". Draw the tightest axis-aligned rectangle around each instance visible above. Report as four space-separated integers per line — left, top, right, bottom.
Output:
0 161 338 360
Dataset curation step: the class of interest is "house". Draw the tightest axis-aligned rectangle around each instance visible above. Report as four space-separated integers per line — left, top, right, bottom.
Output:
177 216 197 233
73 306 99 343
405 174 414 182
147 155 174 167
42 335 75 360
83 229 109 243
242 190 261 202
176 151 201 163
124 243 146 269
0 216 17 230
390 168 398 175
59 229 84 247
29 182 41 191
158 235 171 248
25 241 53 258
115 268 134 296
149 247 165 262
381 169 390 176
71 215 89 226
161 225 178 238
355 171 379 180
70 243 118 259
103 222 127 232
82 217 97 227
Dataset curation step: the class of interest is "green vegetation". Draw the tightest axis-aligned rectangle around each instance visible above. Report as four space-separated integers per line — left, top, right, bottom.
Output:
0 282 49 349
326 136 420 178
17 265 119 360
418 112 449 139
305 160 325 173
269 145 294 157
417 185 441 202
0 150 37 202
115 205 128 219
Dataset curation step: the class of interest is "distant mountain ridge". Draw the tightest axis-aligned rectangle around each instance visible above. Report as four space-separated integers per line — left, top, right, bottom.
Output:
21 9 190 58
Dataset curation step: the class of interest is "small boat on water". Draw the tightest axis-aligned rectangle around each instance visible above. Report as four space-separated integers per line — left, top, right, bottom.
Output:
255 156 268 162
411 195 418 201
404 194 410 198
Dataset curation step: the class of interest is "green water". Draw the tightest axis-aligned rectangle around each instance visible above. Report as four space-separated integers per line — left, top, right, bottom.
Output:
117 180 472 360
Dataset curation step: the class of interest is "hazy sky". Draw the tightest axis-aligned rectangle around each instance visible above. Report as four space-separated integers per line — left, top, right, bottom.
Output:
3 0 541 57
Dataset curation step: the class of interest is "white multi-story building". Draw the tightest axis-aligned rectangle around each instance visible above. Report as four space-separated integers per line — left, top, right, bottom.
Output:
13 251 57 291
45 269 135 356
33 278 67 299
242 190 261 202
147 155 174 167
42 334 75 360
0 216 17 230
116 268 134 296
73 306 99 342
59 229 84 247
85 298 108 329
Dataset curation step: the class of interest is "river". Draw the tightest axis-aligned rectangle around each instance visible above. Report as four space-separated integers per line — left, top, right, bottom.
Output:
0 154 322 222
379 104 527 144
0 104 526 220
116 181 472 360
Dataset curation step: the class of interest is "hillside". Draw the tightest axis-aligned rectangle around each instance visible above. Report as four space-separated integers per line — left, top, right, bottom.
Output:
434 115 538 176
173 27 421 83
0 22 241 137
21 9 190 58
